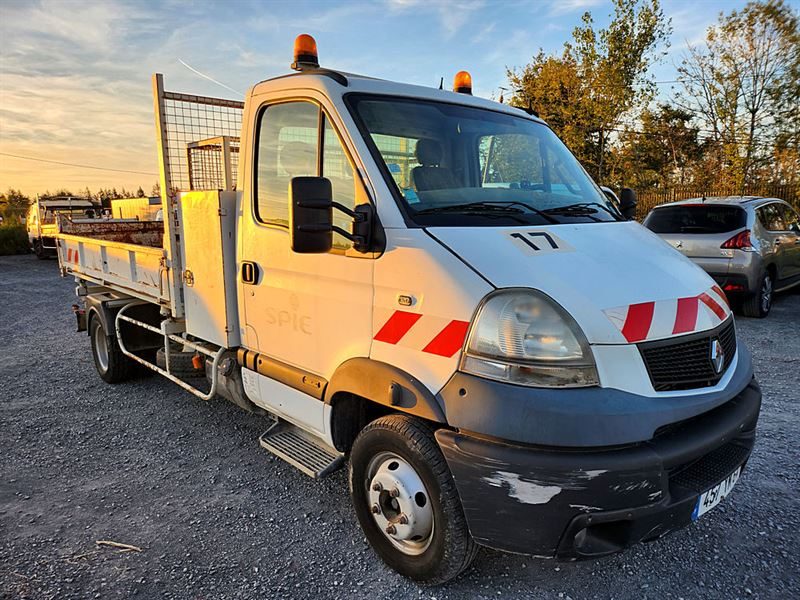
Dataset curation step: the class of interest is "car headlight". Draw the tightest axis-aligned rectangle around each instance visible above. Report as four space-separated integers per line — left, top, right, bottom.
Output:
461 289 599 388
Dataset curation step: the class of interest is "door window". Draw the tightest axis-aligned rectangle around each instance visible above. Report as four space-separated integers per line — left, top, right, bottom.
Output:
255 101 319 227
757 204 786 231
779 204 799 231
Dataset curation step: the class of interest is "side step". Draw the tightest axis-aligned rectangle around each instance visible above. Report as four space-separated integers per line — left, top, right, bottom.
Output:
259 422 344 478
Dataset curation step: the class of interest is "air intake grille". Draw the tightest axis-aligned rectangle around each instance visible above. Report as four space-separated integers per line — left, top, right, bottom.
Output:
639 318 736 392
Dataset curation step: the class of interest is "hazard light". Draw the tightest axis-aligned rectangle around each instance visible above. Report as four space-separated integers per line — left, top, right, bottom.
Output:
292 34 319 71
453 71 472 95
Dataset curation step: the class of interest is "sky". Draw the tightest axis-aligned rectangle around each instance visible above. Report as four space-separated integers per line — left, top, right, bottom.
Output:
0 0 762 197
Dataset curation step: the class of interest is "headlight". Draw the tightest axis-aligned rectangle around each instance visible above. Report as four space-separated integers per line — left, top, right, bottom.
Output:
461 289 599 388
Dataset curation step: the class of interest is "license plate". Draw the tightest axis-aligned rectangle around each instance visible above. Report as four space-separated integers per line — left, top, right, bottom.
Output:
692 466 741 521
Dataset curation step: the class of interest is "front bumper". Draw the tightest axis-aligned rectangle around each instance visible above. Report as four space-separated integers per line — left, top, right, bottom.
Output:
435 377 761 558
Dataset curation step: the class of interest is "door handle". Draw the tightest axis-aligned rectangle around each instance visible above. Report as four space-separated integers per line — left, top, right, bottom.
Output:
241 261 260 284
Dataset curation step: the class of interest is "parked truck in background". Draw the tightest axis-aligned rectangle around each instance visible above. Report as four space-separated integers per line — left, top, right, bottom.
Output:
109 196 163 221
54 36 761 584
27 196 97 258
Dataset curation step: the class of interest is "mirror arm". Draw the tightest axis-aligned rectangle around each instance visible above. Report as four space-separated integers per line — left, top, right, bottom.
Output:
297 200 373 253
331 201 364 221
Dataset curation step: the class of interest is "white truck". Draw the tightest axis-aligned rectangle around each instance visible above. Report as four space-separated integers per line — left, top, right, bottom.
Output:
27 196 98 258
56 36 761 584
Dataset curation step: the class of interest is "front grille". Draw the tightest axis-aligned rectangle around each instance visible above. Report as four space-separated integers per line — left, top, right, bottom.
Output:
670 442 750 494
639 318 736 391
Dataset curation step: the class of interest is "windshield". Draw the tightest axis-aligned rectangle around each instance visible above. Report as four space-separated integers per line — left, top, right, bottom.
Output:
347 95 621 226
644 205 747 234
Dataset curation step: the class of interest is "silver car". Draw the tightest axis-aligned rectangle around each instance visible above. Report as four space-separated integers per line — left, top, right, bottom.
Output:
643 196 800 317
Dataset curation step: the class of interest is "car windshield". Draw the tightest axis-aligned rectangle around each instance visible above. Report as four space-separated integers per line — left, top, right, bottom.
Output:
644 204 747 234
347 95 621 226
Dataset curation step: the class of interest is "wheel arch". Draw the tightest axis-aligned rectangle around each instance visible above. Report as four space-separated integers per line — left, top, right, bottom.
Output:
325 358 448 453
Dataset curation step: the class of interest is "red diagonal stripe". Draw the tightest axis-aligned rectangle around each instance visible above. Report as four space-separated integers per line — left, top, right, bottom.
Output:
711 284 730 308
67 248 73 263
699 292 727 321
673 296 699 334
373 310 422 344
422 320 470 358
621 302 655 342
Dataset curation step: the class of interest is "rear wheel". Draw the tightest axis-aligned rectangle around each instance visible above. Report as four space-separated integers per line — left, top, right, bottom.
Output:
90 317 135 383
349 414 477 585
741 271 773 318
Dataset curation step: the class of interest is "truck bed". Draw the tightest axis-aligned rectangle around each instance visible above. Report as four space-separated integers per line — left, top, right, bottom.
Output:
56 218 171 309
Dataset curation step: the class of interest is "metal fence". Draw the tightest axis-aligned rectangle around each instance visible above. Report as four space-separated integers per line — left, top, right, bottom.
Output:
635 183 799 219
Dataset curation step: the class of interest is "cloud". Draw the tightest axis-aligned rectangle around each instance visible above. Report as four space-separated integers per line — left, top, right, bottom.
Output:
548 0 605 17
385 0 486 38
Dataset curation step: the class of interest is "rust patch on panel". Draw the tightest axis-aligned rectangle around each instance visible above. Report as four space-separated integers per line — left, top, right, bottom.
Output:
58 216 164 247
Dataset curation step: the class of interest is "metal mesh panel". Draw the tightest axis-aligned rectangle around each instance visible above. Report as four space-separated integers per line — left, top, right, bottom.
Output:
187 140 240 191
161 91 243 192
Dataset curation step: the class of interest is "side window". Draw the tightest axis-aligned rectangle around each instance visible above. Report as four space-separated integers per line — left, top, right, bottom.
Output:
758 204 786 231
322 116 357 249
779 204 799 231
256 102 319 226
478 134 542 189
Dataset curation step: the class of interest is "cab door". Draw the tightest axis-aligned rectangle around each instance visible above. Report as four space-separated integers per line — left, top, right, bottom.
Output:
238 96 374 434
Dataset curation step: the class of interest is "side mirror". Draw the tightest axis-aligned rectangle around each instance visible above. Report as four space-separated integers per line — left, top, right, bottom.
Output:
289 176 374 254
619 187 638 220
600 186 619 206
289 177 333 254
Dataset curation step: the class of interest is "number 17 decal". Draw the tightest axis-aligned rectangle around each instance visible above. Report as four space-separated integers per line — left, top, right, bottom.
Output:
508 231 573 255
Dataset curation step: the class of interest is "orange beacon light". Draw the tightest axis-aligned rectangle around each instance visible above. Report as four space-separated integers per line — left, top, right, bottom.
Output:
292 34 319 70
453 71 472 95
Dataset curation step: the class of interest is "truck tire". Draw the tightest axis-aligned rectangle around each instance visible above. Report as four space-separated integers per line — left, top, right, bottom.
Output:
156 347 204 378
90 317 135 383
33 239 47 259
741 271 773 318
349 414 478 585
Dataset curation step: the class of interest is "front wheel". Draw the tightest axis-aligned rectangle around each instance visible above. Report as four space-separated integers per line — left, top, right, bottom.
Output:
33 239 47 259
349 415 478 585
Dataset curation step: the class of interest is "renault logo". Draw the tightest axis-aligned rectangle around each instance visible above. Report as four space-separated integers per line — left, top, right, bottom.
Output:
710 338 725 374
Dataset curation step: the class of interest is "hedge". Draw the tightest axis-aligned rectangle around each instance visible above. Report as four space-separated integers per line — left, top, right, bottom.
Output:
0 224 30 255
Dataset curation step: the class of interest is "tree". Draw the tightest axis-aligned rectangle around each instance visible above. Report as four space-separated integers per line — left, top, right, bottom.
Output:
618 104 704 187
678 0 800 189
508 0 671 182
0 188 31 221
136 186 146 198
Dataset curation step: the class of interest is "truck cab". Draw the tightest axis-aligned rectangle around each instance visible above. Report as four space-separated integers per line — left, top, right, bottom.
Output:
57 36 761 584
27 196 97 258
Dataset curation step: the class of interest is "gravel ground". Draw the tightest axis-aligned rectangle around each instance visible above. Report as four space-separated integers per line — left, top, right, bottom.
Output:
1 253 798 600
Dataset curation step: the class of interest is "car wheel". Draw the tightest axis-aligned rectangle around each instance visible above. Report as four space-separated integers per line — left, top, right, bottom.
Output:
741 271 773 318
349 414 478 585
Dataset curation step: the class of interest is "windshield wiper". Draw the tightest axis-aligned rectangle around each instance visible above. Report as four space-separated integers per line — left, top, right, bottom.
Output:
542 202 621 221
416 201 559 224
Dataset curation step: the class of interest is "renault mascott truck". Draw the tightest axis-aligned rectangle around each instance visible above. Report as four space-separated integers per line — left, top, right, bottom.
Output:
54 35 761 584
